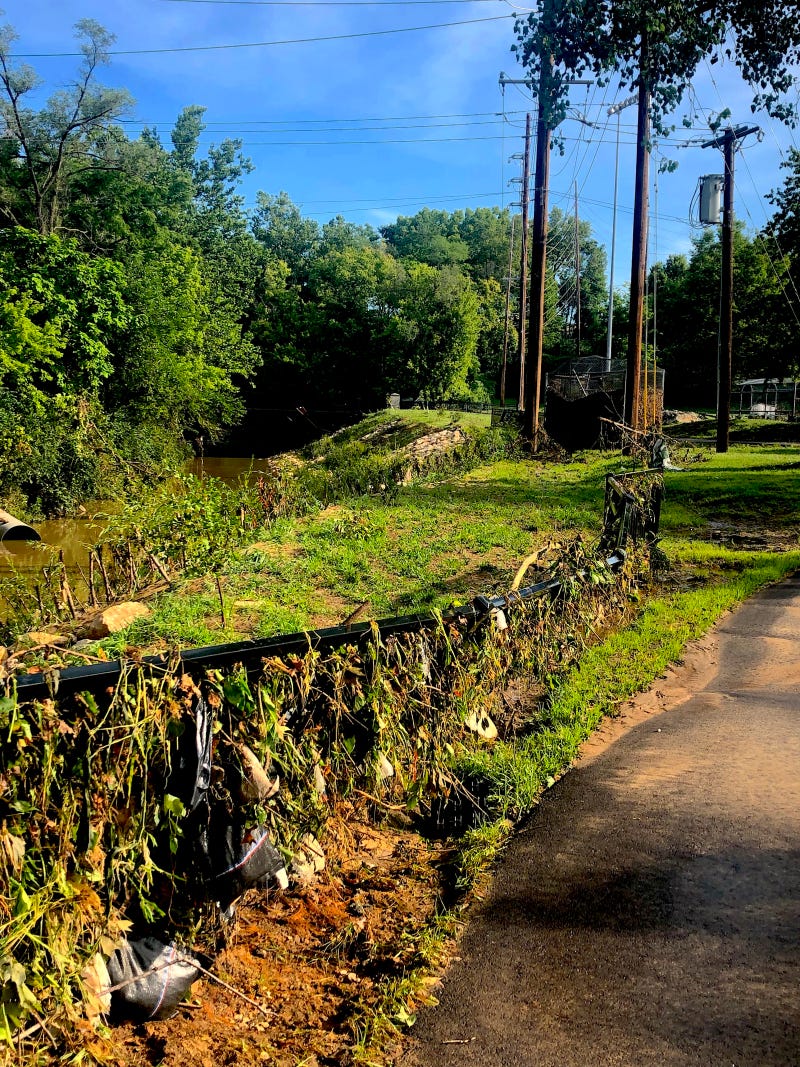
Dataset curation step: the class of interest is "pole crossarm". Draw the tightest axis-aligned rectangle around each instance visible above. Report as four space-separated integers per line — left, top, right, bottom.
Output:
701 123 760 150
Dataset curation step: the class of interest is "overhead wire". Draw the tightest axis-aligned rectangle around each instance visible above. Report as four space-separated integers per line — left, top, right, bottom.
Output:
117 109 528 126
15 13 515 57
295 189 506 205
700 57 800 325
160 119 512 138
160 0 504 4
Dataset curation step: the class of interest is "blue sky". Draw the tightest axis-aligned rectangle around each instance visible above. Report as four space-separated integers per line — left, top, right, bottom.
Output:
4 0 799 282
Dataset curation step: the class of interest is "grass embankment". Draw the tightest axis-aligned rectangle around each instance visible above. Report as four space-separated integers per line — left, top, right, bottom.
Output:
104 423 799 648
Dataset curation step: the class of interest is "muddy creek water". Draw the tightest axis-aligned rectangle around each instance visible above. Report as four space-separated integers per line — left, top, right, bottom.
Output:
0 457 269 578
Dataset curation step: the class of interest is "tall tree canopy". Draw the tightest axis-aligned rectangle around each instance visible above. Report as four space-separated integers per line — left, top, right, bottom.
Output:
0 18 132 234
513 0 800 132
654 226 796 405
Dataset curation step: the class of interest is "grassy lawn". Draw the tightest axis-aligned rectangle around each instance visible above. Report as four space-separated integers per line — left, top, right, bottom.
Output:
102 425 800 659
667 414 800 442
111 451 613 651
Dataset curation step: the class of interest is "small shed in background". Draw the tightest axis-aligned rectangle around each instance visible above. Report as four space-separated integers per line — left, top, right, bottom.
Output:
736 378 799 420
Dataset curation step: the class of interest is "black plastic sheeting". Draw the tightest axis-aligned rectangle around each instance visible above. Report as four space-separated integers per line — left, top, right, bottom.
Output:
545 390 624 452
13 552 626 703
105 694 288 1019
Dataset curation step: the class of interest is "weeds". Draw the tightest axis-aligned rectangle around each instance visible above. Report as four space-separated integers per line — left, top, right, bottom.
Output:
1 413 798 1064
0 534 636 1061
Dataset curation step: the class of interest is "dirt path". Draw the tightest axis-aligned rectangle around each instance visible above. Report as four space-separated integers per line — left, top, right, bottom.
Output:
400 572 800 1067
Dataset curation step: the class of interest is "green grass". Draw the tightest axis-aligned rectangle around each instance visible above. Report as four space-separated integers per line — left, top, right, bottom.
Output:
99 452 619 652
452 545 800 889
660 445 800 534
667 415 800 442
96 436 799 657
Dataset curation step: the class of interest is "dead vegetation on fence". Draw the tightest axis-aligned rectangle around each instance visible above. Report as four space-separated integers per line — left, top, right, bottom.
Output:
0 529 643 1065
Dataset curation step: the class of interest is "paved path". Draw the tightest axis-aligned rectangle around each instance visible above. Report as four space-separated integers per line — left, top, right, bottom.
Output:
401 573 800 1067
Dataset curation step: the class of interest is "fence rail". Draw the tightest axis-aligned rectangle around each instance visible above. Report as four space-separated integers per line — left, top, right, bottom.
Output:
12 470 663 703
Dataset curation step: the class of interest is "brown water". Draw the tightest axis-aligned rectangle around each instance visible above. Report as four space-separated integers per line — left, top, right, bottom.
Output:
0 457 267 577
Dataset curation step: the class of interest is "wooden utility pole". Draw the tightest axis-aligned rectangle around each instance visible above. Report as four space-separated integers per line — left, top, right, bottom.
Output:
524 62 553 446
500 54 590 446
604 96 637 373
702 123 760 453
718 133 734 453
625 70 650 434
574 180 581 360
499 214 516 406
517 113 532 411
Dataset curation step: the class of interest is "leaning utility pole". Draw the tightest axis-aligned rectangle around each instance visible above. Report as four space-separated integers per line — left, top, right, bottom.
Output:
516 114 532 411
605 95 638 372
702 123 760 453
625 65 651 434
499 62 589 444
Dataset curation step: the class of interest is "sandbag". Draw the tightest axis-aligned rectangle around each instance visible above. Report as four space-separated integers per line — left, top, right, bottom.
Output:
106 937 200 1021
210 824 288 900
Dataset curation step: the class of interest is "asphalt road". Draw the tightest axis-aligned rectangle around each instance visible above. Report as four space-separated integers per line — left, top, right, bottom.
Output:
401 573 800 1067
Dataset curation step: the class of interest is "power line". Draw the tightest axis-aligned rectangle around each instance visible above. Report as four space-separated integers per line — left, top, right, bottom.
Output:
118 109 527 126
145 119 511 137
160 0 502 4
127 127 688 148
295 189 507 205
15 13 515 57
165 134 512 144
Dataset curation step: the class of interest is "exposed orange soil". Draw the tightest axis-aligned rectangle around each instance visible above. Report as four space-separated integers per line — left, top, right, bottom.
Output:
110 819 448 1067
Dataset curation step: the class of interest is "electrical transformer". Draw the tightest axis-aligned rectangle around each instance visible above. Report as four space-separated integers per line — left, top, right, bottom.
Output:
699 174 723 224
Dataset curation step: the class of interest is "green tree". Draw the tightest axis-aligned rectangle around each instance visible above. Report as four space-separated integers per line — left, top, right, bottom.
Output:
252 191 320 278
655 226 795 405
381 208 470 269
0 227 133 511
767 147 800 261
0 226 130 394
387 262 481 404
474 276 510 380
109 237 259 445
456 206 514 282
0 17 132 234
320 215 380 254
164 106 264 323
513 0 800 138
303 245 400 405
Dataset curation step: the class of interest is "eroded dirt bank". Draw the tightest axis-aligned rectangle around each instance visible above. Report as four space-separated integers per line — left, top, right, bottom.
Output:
401 573 800 1067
